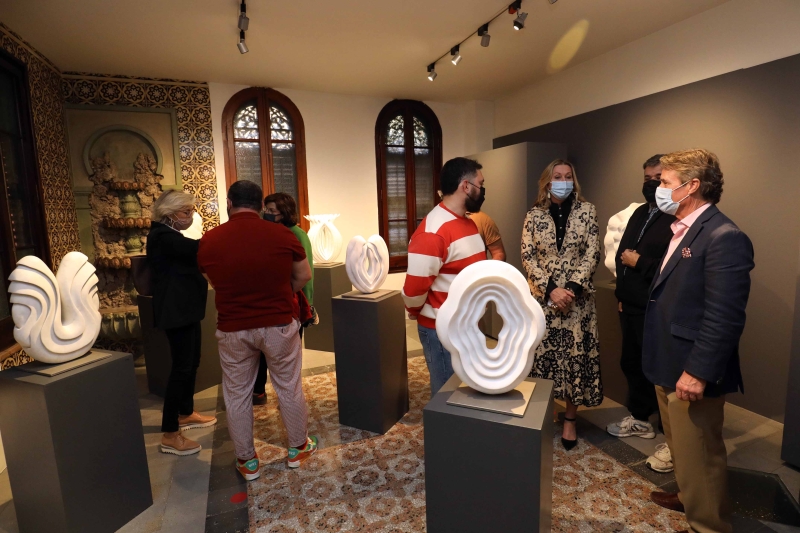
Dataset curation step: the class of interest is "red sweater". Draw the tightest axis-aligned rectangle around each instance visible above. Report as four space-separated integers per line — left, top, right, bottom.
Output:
198 211 306 332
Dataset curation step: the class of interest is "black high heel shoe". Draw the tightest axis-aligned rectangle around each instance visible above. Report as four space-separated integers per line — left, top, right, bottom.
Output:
562 416 578 451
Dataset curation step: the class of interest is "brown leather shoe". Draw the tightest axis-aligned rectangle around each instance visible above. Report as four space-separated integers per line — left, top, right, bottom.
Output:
650 491 685 513
161 433 201 456
178 411 217 431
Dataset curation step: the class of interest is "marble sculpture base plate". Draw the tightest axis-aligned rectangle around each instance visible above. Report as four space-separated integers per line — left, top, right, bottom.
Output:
447 381 536 417
340 289 395 300
15 351 113 377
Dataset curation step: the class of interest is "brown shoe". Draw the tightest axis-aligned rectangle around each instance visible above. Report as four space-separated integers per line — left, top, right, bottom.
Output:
178 411 217 431
650 491 685 513
161 433 201 456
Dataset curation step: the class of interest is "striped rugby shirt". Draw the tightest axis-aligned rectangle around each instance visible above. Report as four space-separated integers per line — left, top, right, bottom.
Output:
402 203 486 329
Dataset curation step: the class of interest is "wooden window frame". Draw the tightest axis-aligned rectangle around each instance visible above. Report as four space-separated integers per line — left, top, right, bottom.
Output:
221 87 310 230
375 100 442 272
0 50 52 352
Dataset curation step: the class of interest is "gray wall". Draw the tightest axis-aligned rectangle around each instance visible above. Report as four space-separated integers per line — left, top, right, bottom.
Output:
494 53 800 422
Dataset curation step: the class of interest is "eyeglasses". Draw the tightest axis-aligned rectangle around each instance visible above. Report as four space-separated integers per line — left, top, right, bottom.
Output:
465 180 483 191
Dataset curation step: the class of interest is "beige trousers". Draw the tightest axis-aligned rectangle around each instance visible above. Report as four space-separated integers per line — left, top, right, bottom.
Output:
656 386 732 533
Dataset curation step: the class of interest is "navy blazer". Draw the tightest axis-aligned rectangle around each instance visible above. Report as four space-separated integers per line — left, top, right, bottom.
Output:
642 205 754 397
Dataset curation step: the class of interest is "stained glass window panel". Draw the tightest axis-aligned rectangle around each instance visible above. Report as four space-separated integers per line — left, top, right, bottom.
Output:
413 117 429 147
234 141 262 185
388 220 409 257
386 115 404 146
414 147 434 221
386 146 406 220
234 102 259 139
0 132 37 259
272 143 299 202
270 104 294 141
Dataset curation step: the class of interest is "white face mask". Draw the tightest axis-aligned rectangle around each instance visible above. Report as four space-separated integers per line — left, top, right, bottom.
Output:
655 180 691 215
550 181 573 200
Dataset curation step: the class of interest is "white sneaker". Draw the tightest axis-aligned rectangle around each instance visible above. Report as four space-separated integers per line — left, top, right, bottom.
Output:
606 415 656 439
646 443 674 473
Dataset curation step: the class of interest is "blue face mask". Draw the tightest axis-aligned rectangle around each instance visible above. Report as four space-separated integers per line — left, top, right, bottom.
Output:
655 180 691 215
550 181 573 200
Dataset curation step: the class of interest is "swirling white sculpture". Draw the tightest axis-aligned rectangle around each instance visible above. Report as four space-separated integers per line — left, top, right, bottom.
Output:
180 212 205 240
305 214 343 264
8 251 101 364
436 261 546 395
345 235 389 294
603 202 643 277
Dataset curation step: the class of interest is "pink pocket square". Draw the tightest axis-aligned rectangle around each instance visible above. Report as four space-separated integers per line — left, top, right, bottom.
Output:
681 247 692 258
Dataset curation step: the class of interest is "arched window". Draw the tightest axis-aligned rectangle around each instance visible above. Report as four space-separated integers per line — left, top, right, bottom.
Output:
375 100 442 271
222 88 309 228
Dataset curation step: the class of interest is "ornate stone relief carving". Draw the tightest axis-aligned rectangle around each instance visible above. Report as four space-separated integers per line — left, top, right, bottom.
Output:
305 214 343 264
8 251 101 364
436 261 546 394
603 202 643 277
346 235 389 294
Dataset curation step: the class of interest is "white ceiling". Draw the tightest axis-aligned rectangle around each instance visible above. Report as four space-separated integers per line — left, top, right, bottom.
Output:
2 0 730 102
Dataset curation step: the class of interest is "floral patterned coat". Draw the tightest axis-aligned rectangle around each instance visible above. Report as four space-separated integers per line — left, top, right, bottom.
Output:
521 198 603 406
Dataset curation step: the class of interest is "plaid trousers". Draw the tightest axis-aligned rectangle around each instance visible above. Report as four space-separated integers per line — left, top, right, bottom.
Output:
216 320 308 459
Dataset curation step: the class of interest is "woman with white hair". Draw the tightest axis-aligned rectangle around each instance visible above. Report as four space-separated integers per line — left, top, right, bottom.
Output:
148 190 216 456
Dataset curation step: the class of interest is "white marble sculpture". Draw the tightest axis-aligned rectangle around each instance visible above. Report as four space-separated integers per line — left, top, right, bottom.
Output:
436 261 546 395
345 234 389 294
8 251 101 364
603 202 643 277
180 212 204 240
305 214 343 264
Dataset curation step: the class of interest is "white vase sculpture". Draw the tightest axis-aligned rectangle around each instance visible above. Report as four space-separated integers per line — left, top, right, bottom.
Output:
436 261 546 394
8 251 101 364
305 214 343 264
603 202 643 277
345 234 389 294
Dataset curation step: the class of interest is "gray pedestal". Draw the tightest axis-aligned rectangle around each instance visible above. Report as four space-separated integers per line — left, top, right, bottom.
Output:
138 288 222 396
596 279 627 406
304 263 351 352
0 351 152 533
782 250 800 469
424 375 554 533
332 290 409 434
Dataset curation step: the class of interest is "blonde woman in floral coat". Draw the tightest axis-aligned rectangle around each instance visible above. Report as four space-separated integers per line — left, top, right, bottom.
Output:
521 159 602 450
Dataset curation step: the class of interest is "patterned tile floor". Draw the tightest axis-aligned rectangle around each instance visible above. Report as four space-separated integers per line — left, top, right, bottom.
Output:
244 357 693 533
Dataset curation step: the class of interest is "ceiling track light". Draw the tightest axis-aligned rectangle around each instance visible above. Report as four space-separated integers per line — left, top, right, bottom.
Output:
427 63 437 81
237 30 249 54
478 23 490 47
450 45 462 66
238 1 250 31
513 11 528 30
549 0 558 3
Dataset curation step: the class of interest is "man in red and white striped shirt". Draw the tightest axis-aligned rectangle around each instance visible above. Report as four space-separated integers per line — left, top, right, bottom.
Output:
402 157 487 393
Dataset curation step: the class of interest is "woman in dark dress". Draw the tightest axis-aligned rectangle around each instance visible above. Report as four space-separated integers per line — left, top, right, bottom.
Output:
148 190 216 455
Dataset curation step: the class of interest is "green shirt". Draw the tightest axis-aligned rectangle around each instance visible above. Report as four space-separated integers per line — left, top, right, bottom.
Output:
289 224 314 305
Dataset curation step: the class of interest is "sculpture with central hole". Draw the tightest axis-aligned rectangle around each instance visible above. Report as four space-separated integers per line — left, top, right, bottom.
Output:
345 234 389 294
436 261 546 394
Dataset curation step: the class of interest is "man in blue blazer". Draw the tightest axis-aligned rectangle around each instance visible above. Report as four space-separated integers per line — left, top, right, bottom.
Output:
643 149 754 533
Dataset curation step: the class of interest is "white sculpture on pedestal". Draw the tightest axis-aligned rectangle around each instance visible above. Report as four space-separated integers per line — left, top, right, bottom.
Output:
8 251 101 364
436 261 546 395
603 202 643 277
305 214 343 264
180 212 204 240
346 234 389 294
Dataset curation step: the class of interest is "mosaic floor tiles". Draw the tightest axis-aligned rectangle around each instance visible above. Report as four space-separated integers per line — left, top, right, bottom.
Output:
248 358 690 532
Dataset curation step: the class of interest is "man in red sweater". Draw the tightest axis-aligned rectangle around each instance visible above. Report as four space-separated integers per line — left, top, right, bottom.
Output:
198 181 316 480
402 157 487 394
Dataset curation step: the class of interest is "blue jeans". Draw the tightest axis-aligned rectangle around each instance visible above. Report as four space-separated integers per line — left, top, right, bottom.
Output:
417 324 454 395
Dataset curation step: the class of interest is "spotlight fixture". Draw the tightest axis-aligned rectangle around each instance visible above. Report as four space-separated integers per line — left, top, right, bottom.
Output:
427 63 437 81
237 30 249 54
238 1 249 31
478 23 490 47
549 0 558 3
513 10 528 30
450 45 462 66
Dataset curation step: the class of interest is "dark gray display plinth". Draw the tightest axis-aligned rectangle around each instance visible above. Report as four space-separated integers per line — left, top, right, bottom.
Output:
596 279 627 406
0 351 152 533
424 375 554 533
332 290 408 434
304 263 351 352
138 287 221 396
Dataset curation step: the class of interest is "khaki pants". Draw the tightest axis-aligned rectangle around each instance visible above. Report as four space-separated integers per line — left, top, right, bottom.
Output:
656 386 732 533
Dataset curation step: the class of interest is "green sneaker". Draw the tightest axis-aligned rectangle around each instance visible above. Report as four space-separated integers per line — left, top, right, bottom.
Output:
287 436 318 468
236 455 261 481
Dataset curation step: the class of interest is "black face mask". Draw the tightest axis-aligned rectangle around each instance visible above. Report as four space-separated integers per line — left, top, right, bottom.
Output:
465 186 486 213
263 213 279 223
642 179 660 203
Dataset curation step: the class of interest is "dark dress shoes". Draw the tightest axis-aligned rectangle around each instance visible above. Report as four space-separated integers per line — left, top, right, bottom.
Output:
650 491 685 513
561 416 578 451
